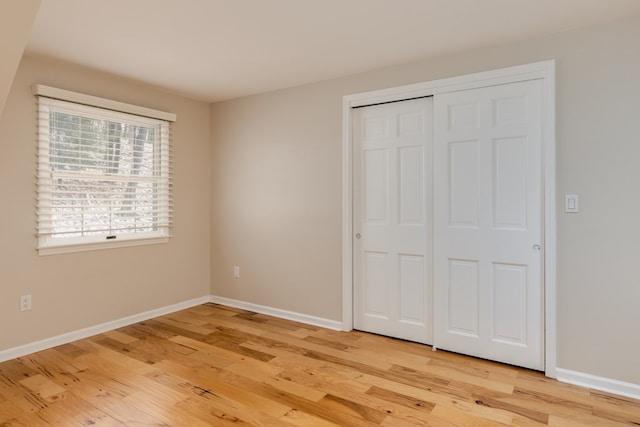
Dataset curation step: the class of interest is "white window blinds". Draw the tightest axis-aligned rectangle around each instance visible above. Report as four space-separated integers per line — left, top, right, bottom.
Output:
35 88 174 254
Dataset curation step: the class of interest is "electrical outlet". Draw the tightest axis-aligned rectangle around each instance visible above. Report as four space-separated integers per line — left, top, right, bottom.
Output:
233 266 240 278
20 294 32 311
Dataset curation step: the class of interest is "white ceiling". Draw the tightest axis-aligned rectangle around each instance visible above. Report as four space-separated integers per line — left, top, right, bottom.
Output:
25 0 640 103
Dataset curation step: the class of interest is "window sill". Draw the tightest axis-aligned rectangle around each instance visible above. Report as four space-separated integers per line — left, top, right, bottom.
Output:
37 236 170 256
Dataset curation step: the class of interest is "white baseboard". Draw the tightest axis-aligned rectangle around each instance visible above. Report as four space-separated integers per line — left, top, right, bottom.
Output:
209 295 343 331
556 368 640 400
3 295 638 403
0 296 210 363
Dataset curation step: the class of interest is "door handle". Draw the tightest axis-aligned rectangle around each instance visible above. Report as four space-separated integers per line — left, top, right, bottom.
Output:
355 233 361 239
532 244 541 251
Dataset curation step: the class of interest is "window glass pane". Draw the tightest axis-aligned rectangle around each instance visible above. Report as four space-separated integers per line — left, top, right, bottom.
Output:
38 96 171 251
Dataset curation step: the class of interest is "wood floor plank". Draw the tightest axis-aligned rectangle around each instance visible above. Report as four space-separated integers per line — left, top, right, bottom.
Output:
151 358 294 418
174 395 277 426
77 339 158 377
18 373 66 403
0 399 26 423
494 386 594 419
381 412 461 427
0 303 638 426
279 406 341 427
77 389 169 426
14 412 86 427
548 412 633 426
365 385 436 413
590 391 640 424
122 391 212 427
296 376 443 426
101 329 140 345
153 314 222 336
430 403 513 426
15 351 82 391
472 391 550 424
33 391 122 426
263 375 328 403
260 331 395 371
227 356 285 382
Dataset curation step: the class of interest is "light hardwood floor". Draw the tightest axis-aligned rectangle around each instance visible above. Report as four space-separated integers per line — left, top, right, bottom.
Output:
1 303 638 426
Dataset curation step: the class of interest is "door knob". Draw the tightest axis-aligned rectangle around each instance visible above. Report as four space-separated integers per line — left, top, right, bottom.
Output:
355 233 361 239
532 244 541 251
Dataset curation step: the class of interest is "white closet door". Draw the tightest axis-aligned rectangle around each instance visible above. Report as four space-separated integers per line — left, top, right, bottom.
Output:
353 97 433 344
433 80 544 370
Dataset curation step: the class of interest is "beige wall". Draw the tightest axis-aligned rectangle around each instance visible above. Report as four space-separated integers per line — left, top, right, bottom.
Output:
0 55 211 350
211 14 640 385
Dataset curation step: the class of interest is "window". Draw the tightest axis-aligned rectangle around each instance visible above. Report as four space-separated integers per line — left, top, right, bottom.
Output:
35 85 175 254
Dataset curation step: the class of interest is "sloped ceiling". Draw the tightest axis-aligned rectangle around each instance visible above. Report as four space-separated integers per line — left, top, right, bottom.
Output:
0 0 40 116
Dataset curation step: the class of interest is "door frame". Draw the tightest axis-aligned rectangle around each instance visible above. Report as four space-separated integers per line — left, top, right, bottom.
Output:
341 60 557 377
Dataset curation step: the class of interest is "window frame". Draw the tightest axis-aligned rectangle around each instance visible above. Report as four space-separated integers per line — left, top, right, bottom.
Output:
33 85 176 255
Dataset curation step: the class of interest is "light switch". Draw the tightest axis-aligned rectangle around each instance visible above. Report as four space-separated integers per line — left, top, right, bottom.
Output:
565 194 579 213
